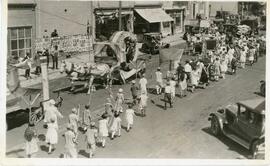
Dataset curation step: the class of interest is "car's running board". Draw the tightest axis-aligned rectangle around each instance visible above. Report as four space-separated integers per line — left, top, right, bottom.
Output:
224 131 250 149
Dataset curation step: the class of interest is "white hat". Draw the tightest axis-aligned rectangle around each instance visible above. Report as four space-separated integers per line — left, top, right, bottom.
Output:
72 108 77 113
132 80 136 84
119 88 123 93
50 99 56 105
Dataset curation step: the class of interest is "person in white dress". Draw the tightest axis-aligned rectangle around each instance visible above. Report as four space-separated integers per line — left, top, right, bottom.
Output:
85 122 98 158
179 72 187 98
44 99 63 127
190 67 200 92
114 88 125 113
240 47 247 68
169 78 176 102
69 107 79 139
220 59 227 79
45 118 58 154
110 113 122 139
248 46 255 66
139 74 148 94
98 115 109 147
139 91 148 117
155 67 163 95
24 122 38 158
125 104 135 132
64 124 77 158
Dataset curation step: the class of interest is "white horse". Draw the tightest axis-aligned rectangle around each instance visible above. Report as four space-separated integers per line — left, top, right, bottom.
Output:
60 60 111 94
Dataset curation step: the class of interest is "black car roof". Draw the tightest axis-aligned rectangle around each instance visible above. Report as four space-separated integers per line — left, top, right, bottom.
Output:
237 98 265 114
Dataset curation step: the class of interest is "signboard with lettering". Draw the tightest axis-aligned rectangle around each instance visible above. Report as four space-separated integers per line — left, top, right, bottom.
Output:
35 34 93 53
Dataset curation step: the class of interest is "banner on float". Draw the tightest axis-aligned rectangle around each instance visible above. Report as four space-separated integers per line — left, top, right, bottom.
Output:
35 34 93 53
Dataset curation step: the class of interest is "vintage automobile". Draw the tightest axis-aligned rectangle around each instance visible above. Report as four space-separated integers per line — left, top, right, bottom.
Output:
140 33 169 55
208 98 265 158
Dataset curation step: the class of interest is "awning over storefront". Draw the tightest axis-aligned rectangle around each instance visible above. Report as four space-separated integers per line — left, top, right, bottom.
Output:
135 8 173 23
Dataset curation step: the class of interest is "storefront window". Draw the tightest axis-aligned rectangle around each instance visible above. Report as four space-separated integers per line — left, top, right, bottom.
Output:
163 22 170 28
9 27 32 58
175 16 181 26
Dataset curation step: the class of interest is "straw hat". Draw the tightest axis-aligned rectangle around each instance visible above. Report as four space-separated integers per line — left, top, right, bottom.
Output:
49 99 56 105
119 88 123 93
72 108 77 113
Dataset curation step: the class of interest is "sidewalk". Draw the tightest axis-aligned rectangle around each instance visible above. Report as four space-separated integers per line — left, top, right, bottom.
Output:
19 33 185 88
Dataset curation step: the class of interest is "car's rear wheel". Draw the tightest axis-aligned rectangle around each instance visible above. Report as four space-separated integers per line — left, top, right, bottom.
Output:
211 116 221 136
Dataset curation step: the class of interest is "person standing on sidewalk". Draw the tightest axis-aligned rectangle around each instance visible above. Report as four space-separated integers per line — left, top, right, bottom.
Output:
24 122 38 158
139 74 148 95
64 124 77 158
52 45 59 69
43 49 50 68
85 122 98 158
35 51 42 75
155 67 163 95
23 53 31 79
164 81 173 110
130 80 139 105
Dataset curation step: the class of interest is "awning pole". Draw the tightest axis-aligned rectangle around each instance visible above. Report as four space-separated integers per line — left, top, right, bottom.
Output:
119 1 122 31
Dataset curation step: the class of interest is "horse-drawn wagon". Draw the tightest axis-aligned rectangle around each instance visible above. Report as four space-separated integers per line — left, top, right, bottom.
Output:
60 31 145 94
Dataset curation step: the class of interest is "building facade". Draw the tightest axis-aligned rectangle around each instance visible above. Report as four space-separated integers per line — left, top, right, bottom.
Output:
209 1 238 18
163 1 186 34
93 1 134 40
7 0 36 60
134 1 174 38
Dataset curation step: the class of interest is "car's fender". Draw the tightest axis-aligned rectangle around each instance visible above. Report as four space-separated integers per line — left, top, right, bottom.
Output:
209 113 225 132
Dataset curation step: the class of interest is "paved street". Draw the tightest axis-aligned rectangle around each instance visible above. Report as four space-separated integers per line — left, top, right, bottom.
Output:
6 42 265 159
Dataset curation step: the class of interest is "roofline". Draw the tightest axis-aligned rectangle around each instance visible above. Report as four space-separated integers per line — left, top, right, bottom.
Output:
8 3 36 9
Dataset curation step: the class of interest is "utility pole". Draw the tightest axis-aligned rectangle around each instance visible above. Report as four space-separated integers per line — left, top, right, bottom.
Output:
40 57 49 100
119 1 122 31
89 1 94 63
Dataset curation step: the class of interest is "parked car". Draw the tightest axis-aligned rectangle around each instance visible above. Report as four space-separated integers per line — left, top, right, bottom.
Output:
140 33 169 55
208 98 265 159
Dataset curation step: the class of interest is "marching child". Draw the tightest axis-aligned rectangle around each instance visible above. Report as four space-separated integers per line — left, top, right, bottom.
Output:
139 91 148 117
98 114 109 148
24 122 38 158
85 122 98 158
45 118 58 154
82 105 92 132
125 104 135 132
69 107 80 139
110 112 122 139
64 124 77 158
115 88 125 113
130 80 139 105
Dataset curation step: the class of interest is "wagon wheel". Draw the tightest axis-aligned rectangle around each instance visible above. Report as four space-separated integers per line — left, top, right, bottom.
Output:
30 111 38 125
